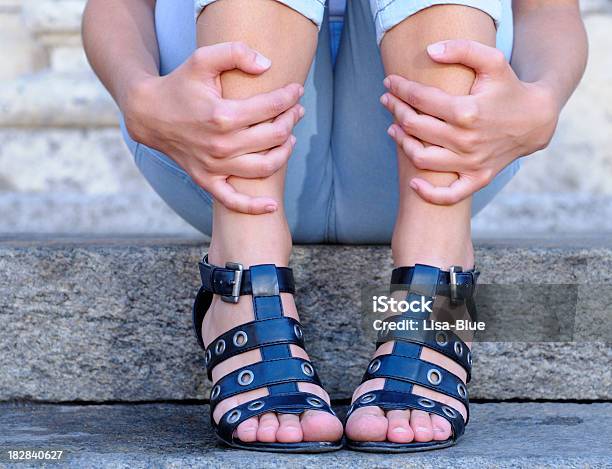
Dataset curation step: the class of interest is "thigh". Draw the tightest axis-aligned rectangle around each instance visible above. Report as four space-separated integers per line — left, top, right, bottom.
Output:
121 0 335 243
332 0 517 244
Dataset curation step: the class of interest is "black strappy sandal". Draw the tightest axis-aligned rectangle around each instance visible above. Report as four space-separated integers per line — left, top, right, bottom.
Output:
346 263 479 453
192 255 343 453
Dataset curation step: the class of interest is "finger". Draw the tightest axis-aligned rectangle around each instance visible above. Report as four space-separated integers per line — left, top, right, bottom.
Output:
219 136 295 178
209 178 279 215
410 174 482 206
224 83 304 129
222 104 303 156
388 125 469 172
427 39 508 77
191 41 272 77
383 93 456 149
383 77 461 123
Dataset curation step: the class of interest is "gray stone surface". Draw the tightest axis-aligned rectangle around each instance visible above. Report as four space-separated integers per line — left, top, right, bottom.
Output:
472 193 612 236
21 0 85 43
3 190 612 236
0 403 610 468
0 72 117 127
0 193 199 235
0 129 141 193
0 238 610 402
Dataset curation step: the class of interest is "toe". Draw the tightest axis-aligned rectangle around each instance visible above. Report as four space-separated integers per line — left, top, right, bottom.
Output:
235 416 258 443
386 409 414 443
410 410 434 442
256 413 279 443
431 413 453 441
300 410 344 442
345 406 388 442
276 414 303 443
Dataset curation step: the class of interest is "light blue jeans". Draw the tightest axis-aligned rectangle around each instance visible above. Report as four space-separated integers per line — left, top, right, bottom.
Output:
123 0 520 243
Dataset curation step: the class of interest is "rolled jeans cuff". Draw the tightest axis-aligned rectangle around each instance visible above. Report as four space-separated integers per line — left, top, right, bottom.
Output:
370 0 502 45
194 0 326 29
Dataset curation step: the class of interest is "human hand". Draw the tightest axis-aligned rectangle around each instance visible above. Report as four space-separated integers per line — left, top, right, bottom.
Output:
382 39 560 205
123 42 304 214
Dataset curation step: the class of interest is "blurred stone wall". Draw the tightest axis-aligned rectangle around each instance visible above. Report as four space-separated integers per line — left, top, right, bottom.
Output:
0 0 611 236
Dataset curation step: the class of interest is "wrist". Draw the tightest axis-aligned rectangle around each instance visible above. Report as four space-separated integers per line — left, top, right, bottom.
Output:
524 79 561 153
120 72 160 144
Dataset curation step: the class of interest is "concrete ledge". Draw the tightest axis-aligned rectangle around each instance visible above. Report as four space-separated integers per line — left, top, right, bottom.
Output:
1 237 610 402
22 0 85 46
0 72 117 127
2 192 612 236
0 403 610 468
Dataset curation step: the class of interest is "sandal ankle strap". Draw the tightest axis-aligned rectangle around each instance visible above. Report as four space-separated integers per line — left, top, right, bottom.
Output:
199 255 295 304
390 264 479 304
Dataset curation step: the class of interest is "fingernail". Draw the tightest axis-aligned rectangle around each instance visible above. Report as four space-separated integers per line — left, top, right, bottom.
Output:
255 52 272 68
387 125 396 137
380 94 389 106
298 86 305 97
410 180 419 190
265 204 277 213
290 135 297 145
427 42 446 56
383 77 391 88
298 105 305 118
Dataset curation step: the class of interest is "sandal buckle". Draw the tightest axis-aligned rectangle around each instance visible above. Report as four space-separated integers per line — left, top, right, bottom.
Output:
221 262 244 304
449 266 462 305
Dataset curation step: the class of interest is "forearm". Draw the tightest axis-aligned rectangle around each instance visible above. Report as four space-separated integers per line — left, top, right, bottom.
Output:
511 0 588 108
82 0 159 111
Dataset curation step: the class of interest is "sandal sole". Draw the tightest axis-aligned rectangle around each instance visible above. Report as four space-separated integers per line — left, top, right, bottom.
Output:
218 436 344 453
346 437 454 453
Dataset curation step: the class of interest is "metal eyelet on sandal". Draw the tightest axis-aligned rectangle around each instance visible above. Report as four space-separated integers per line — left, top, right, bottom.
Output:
215 339 226 355
232 331 248 347
360 393 376 404
306 396 324 408
247 400 265 411
418 398 436 409
427 369 442 385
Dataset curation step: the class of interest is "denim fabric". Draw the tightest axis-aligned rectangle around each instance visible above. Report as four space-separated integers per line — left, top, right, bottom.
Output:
122 0 518 243
370 0 501 44
195 0 326 28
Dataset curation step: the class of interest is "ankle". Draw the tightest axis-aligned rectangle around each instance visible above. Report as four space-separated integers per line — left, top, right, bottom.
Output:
391 233 474 270
209 215 292 267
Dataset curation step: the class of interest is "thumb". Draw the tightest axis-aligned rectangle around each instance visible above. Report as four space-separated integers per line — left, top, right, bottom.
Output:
190 41 271 77
426 39 507 77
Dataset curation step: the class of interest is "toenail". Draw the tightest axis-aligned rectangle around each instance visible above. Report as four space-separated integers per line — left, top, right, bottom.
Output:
416 427 429 432
393 427 408 433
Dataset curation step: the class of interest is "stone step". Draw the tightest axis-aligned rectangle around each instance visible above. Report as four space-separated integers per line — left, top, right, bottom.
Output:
0 237 610 403
0 403 610 468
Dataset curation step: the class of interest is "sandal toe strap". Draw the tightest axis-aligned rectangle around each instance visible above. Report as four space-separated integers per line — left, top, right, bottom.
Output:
210 357 323 409
215 392 335 443
376 315 472 381
347 390 465 440
204 317 305 379
362 354 469 411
